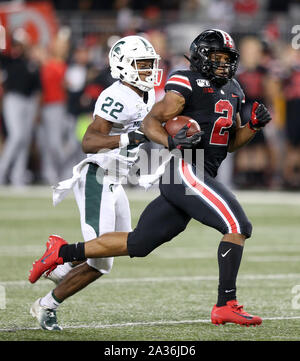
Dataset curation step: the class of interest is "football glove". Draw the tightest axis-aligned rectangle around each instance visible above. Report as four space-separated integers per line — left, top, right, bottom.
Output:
248 102 272 131
119 130 148 148
168 125 204 151
128 130 149 146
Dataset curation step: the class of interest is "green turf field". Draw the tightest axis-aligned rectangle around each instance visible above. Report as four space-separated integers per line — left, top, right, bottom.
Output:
0 187 300 341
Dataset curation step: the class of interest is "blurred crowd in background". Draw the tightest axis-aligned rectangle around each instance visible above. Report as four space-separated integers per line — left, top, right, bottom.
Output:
0 0 300 190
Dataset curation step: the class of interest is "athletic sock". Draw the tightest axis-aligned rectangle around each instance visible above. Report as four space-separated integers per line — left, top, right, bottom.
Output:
50 262 73 281
40 290 62 310
216 241 244 307
58 243 86 263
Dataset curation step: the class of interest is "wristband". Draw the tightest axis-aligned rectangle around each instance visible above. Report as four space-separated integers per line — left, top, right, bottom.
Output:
119 133 129 147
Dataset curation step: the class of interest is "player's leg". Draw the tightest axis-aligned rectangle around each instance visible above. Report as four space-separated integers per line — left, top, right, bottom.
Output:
29 191 191 283
43 163 90 284
61 190 190 260
29 191 190 330
53 183 133 298
163 159 260 325
54 185 132 301
85 193 191 260
171 159 252 296
74 192 191 259
51 164 115 301
31 164 115 329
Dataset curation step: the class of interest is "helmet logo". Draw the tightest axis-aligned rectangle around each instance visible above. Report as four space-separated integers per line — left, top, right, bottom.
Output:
224 33 233 48
112 41 125 55
213 28 234 48
140 39 154 54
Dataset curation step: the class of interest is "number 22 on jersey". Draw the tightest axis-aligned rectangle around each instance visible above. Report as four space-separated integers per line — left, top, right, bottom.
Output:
101 96 124 120
209 99 233 146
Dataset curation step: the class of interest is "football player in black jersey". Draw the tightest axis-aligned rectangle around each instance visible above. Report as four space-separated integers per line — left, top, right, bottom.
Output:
29 29 271 326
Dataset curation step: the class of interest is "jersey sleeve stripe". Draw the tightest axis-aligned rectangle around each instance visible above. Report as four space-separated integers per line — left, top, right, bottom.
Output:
168 75 191 85
166 76 192 91
166 80 192 91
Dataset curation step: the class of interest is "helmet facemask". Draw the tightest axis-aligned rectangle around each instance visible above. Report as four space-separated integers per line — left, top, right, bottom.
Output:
109 36 163 92
123 57 162 92
205 49 239 86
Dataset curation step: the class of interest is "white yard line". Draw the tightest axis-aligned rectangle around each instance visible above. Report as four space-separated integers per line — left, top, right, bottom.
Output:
2 273 300 287
1 316 300 333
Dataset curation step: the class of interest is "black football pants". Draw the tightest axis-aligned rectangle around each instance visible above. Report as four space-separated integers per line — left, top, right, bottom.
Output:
127 158 252 257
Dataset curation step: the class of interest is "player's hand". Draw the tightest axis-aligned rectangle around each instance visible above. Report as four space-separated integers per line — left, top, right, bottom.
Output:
168 125 204 151
248 102 272 131
128 130 149 146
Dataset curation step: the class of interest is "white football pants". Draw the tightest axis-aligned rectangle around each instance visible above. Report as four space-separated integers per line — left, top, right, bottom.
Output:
73 162 132 274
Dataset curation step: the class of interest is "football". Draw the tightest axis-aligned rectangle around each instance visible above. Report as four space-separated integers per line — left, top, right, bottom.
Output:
164 115 201 137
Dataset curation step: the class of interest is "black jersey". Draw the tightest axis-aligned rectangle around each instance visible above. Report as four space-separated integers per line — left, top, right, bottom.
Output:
164 70 245 177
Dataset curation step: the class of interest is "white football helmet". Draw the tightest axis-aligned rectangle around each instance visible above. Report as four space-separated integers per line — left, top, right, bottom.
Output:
109 35 162 92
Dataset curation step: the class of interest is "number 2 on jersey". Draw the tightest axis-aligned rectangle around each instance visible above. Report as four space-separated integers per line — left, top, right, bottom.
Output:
209 99 233 146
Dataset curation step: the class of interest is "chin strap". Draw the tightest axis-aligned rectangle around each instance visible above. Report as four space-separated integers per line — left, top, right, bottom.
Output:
183 54 192 63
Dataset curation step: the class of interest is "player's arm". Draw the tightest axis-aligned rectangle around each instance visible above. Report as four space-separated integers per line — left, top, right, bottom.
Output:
228 113 255 152
143 90 203 151
143 91 202 150
82 115 120 153
82 115 148 154
228 102 271 153
143 91 185 148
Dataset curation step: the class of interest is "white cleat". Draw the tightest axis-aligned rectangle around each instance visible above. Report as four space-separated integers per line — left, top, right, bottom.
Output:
30 298 62 331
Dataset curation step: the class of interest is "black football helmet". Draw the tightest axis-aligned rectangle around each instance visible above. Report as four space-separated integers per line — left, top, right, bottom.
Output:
186 29 239 86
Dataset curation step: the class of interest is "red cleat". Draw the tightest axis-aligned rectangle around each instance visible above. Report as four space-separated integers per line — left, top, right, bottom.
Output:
211 300 262 326
29 235 68 284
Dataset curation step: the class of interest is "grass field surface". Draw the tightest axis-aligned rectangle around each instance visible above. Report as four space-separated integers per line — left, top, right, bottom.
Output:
0 186 300 343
